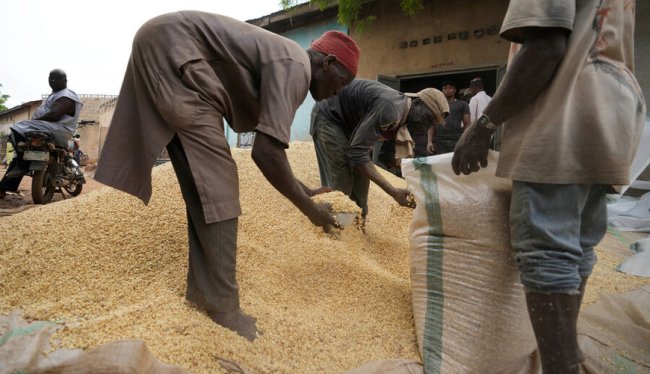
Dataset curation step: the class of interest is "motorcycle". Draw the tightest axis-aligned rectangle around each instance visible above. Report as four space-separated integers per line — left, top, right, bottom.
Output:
15 131 86 204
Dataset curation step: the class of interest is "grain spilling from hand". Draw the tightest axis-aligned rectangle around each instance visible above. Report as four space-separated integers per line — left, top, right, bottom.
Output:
312 191 361 214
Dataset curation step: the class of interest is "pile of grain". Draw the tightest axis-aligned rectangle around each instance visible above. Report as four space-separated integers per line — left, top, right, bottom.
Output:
312 191 362 214
0 141 648 373
0 142 416 373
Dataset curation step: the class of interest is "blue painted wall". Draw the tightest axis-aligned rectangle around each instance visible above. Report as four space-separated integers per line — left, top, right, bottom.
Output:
225 19 346 147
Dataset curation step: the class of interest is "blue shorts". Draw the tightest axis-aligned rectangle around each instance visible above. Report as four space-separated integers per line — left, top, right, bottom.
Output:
509 181 608 294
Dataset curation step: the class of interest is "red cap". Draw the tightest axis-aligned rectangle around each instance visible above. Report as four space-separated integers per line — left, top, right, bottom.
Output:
311 30 360 76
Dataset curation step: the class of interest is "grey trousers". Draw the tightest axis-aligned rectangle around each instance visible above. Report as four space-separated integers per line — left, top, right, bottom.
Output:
167 135 240 313
311 112 370 217
510 181 607 294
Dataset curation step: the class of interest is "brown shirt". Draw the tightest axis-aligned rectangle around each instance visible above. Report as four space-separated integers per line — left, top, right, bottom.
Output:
95 11 310 223
496 0 645 185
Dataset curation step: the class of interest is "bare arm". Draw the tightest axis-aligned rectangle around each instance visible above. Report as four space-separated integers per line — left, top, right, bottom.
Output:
452 27 569 175
426 126 435 154
251 131 337 229
35 97 75 122
462 113 470 129
483 27 569 124
354 161 414 208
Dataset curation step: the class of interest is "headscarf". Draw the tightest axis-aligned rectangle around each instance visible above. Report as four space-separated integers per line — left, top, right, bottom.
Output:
311 30 360 76
406 88 450 125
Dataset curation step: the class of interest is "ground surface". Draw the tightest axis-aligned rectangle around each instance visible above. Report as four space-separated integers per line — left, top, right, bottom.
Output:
0 164 105 216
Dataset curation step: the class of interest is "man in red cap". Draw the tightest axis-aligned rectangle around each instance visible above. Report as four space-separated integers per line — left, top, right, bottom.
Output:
95 11 359 341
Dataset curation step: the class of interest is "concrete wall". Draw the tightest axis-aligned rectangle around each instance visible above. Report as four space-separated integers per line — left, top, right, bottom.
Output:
76 119 103 163
77 95 115 121
75 95 117 162
95 98 117 161
0 102 41 127
352 0 510 80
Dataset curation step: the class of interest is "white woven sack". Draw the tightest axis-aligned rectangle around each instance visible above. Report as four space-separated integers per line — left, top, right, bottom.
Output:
402 151 537 374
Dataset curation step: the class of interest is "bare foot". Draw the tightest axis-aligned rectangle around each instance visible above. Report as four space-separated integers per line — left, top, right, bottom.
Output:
208 308 258 341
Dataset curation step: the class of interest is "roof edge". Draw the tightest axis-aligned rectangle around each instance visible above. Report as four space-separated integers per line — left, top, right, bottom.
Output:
0 100 42 116
247 1 336 26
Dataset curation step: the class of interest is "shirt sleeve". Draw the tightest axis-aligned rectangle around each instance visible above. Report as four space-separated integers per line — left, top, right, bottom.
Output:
347 102 402 165
500 0 575 43
469 97 477 121
256 60 310 147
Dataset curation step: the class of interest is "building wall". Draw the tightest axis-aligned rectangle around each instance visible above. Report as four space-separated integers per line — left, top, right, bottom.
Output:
77 95 116 121
352 0 510 84
76 120 103 163
95 98 117 161
82 0 650 161
1 102 43 162
0 102 41 127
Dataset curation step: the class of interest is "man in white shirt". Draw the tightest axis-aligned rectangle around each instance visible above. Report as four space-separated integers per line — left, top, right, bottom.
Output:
468 77 492 122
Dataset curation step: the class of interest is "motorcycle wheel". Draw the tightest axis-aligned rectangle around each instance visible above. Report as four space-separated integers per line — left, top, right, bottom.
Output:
32 157 57 204
64 181 83 196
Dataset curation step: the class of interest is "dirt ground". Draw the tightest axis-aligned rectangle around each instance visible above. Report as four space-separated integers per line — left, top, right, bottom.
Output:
0 164 106 216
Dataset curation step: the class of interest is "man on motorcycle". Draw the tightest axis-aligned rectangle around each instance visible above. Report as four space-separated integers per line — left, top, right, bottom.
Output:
0 69 83 199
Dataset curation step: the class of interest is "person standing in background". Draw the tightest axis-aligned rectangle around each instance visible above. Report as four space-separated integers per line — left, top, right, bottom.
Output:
428 80 470 155
468 77 492 122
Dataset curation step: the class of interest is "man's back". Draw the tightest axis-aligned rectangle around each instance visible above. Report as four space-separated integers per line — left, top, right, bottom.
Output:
12 87 82 147
469 91 491 122
314 79 407 139
134 11 311 140
33 88 83 131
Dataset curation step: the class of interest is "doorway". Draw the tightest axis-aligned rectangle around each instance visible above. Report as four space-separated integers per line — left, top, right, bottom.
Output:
374 66 506 174
404 68 498 97
379 66 503 100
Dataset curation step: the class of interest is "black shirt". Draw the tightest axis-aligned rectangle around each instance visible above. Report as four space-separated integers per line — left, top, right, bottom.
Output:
435 99 469 141
314 79 409 164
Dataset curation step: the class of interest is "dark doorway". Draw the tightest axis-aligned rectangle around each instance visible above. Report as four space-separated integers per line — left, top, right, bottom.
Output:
396 67 499 98
374 66 506 175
